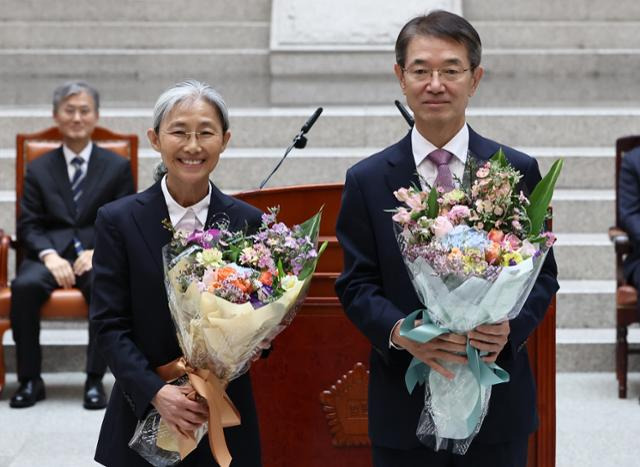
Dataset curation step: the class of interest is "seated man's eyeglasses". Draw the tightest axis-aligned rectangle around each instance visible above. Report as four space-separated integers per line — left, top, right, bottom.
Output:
402 66 470 83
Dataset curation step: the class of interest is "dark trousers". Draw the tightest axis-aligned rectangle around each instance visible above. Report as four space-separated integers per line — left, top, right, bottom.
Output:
372 436 528 467
10 256 106 381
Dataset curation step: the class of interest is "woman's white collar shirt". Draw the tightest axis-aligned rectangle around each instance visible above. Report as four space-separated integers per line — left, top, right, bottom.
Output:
160 175 211 231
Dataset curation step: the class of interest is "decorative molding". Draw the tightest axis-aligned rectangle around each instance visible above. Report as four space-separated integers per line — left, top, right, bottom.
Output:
320 362 370 447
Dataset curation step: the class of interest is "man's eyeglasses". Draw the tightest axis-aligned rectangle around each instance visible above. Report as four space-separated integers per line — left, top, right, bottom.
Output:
402 66 470 83
163 130 218 143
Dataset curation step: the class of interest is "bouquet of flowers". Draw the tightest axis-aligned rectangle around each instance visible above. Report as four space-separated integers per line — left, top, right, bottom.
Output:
391 149 562 454
129 208 326 467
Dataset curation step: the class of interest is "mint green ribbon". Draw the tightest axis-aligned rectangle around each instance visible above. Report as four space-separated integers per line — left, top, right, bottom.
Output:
399 309 510 437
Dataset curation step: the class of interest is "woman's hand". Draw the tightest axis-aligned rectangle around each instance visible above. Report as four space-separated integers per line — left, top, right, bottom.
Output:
151 384 209 434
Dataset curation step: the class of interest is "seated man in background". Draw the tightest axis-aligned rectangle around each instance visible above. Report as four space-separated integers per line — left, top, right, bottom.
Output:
9 81 135 409
619 146 640 319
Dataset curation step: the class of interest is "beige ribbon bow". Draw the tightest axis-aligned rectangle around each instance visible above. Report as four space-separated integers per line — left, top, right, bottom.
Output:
156 357 241 467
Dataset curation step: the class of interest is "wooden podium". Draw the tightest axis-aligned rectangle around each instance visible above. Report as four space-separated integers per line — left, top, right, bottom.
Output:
238 184 556 467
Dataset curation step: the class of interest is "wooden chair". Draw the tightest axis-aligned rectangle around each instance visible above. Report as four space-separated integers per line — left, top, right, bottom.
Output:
610 135 640 399
0 126 138 392
239 183 557 467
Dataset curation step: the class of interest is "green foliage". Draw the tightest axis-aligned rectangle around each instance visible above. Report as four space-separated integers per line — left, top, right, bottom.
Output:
527 159 564 235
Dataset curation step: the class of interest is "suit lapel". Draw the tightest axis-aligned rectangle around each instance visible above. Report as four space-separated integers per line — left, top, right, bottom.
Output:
131 182 171 274
205 183 247 232
384 131 421 194
49 147 77 218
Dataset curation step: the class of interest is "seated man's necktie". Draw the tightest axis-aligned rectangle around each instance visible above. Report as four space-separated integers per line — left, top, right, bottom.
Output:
427 149 454 192
70 156 85 255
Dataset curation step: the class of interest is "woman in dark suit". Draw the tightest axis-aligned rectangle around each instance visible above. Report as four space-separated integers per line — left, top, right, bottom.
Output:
90 80 262 466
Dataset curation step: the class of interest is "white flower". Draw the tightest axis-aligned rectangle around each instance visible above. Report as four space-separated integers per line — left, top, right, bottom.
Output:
196 248 224 267
281 275 298 290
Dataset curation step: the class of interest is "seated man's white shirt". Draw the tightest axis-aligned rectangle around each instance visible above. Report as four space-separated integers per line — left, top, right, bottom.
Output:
38 142 94 261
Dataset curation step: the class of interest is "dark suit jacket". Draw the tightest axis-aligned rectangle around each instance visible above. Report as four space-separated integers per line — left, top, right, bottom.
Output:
18 145 134 259
90 181 263 466
619 147 640 283
335 126 559 449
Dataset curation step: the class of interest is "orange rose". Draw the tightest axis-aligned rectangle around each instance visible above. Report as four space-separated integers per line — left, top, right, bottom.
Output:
485 241 501 265
259 271 273 287
488 229 504 243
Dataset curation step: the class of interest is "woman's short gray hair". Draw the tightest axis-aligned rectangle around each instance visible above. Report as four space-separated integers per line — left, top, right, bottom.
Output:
152 80 229 182
151 79 230 134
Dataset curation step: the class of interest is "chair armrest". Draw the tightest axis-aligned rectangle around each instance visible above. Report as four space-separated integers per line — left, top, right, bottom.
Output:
609 227 631 255
0 231 10 288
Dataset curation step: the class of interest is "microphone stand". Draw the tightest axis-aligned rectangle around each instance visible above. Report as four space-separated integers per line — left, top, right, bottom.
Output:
259 107 323 189
394 100 414 127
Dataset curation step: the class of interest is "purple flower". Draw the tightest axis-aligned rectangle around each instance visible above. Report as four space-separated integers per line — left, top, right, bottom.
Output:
186 228 221 248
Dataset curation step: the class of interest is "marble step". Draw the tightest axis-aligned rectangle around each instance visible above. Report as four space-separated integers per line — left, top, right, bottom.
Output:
0 0 271 21
0 187 616 235
0 106 636 149
1 327 636 373
475 21 640 49
270 50 640 105
554 233 613 280
463 0 640 21
556 281 616 328
0 49 269 108
0 145 616 191
0 21 270 50
0 199 616 280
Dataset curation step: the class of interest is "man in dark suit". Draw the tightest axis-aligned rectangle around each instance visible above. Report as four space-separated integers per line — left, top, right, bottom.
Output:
335 11 558 466
619 146 640 318
9 81 135 409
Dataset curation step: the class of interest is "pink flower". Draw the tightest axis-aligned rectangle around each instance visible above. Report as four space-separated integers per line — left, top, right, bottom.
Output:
541 232 557 247
394 187 411 202
518 240 537 258
502 233 522 251
405 193 425 211
447 205 470 223
392 207 411 224
476 166 490 178
432 216 454 238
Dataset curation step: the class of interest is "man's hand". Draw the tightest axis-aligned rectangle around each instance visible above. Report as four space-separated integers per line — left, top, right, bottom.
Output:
73 249 94 276
468 321 510 363
151 384 209 435
391 320 467 379
43 252 75 288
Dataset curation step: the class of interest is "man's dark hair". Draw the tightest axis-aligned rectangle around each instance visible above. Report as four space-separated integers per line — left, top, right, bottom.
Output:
395 10 482 69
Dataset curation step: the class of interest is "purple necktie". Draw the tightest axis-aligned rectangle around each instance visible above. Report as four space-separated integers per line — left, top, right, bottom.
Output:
427 149 454 192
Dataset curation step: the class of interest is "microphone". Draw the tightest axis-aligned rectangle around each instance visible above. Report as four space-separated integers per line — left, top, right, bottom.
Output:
394 100 414 127
259 107 323 189
301 107 323 134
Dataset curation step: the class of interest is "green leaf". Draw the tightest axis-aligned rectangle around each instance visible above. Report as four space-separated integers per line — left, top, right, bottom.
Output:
490 147 508 167
298 206 324 243
298 240 328 280
527 159 564 235
427 187 439 218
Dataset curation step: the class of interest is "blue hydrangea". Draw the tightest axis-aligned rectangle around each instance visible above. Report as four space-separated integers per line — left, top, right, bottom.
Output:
439 225 489 251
